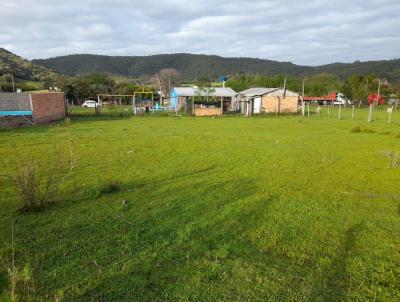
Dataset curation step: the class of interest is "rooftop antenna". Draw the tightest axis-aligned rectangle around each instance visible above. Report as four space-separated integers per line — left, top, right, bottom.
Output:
218 75 228 88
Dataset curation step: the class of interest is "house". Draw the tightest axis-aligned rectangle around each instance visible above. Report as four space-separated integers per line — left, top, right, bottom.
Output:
0 92 66 127
170 87 236 115
237 88 299 116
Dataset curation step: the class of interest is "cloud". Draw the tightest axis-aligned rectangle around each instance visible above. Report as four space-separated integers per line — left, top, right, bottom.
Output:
0 0 399 65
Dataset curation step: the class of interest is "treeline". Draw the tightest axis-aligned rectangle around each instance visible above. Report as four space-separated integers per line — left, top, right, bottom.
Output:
226 73 400 101
51 74 154 103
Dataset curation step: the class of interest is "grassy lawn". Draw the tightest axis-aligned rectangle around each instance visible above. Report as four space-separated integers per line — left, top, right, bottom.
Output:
0 108 399 301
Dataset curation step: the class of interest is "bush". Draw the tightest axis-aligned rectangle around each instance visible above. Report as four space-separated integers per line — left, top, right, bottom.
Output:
14 164 42 210
350 126 361 133
1 155 75 212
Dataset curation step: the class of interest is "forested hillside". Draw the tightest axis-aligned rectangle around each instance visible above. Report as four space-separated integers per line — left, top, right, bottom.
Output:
33 53 400 81
0 48 59 81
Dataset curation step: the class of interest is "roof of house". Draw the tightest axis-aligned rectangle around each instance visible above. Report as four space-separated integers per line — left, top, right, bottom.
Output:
172 87 236 97
238 87 299 97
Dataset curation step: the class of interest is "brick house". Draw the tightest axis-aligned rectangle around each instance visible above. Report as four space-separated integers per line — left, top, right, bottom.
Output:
237 88 299 117
0 92 66 127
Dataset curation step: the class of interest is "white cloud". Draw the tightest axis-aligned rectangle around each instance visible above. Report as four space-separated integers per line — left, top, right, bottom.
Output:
0 0 399 65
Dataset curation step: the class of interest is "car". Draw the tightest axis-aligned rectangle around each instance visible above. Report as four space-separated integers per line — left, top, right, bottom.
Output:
82 100 99 108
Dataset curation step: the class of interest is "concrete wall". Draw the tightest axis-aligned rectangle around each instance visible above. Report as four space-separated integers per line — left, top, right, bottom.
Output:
194 107 222 116
262 95 298 113
31 92 66 123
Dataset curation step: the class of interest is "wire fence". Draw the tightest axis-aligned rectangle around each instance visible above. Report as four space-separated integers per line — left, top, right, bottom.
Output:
297 103 398 124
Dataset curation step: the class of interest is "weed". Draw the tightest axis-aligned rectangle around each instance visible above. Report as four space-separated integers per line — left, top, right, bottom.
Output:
351 126 377 134
383 150 400 168
1 153 75 212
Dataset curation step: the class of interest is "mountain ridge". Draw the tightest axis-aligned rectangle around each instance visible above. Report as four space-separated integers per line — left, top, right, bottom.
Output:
1 47 400 82
32 52 400 81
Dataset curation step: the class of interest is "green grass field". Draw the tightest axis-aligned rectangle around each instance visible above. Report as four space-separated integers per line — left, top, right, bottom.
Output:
0 107 399 301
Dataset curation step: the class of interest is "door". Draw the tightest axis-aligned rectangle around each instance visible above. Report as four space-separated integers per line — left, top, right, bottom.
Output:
253 97 261 114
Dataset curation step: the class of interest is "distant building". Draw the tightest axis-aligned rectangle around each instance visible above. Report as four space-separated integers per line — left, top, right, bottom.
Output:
237 88 299 116
170 87 237 116
0 92 66 127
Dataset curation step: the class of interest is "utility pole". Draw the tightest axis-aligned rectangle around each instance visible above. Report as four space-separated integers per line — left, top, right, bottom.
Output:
376 79 381 106
301 77 306 116
283 77 287 97
11 74 15 93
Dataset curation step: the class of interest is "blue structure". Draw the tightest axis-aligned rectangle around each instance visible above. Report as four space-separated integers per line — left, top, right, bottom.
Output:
0 110 32 116
170 88 179 109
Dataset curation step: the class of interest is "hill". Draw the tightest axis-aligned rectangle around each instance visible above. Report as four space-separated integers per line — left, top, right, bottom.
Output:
2 47 399 82
0 48 60 81
32 53 400 81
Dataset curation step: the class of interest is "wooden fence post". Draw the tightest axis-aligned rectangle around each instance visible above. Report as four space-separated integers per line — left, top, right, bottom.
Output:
388 106 394 124
351 105 355 119
368 104 373 123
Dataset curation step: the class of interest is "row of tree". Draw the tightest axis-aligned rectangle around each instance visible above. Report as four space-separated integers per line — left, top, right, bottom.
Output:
2 68 400 104
226 73 400 102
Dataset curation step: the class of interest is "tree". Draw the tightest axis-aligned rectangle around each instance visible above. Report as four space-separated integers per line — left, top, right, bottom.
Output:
306 73 341 96
151 68 180 98
342 75 368 103
194 76 216 102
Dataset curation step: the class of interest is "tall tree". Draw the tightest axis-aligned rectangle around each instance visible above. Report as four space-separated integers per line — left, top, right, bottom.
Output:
151 68 180 97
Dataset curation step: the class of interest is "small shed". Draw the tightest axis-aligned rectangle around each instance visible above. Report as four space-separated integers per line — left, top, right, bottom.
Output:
0 92 66 127
170 87 236 115
237 88 299 116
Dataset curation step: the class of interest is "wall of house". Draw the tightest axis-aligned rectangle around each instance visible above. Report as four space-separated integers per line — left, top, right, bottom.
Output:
31 92 66 123
0 93 32 112
261 95 298 113
194 107 222 116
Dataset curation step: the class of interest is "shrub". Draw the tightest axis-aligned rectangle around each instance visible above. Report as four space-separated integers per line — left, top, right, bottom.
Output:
14 164 42 210
350 126 361 133
1 154 75 212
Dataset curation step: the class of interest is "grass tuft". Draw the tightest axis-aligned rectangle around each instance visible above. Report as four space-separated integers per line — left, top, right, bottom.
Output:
99 180 122 195
383 150 400 168
350 126 361 133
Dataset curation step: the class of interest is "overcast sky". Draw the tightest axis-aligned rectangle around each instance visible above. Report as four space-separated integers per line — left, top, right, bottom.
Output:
0 0 399 65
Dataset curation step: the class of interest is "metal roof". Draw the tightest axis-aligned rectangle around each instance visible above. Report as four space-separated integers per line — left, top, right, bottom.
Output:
172 87 236 97
238 87 299 97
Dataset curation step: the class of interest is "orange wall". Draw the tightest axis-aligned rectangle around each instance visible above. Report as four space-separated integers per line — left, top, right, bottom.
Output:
261 95 298 113
194 107 222 116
